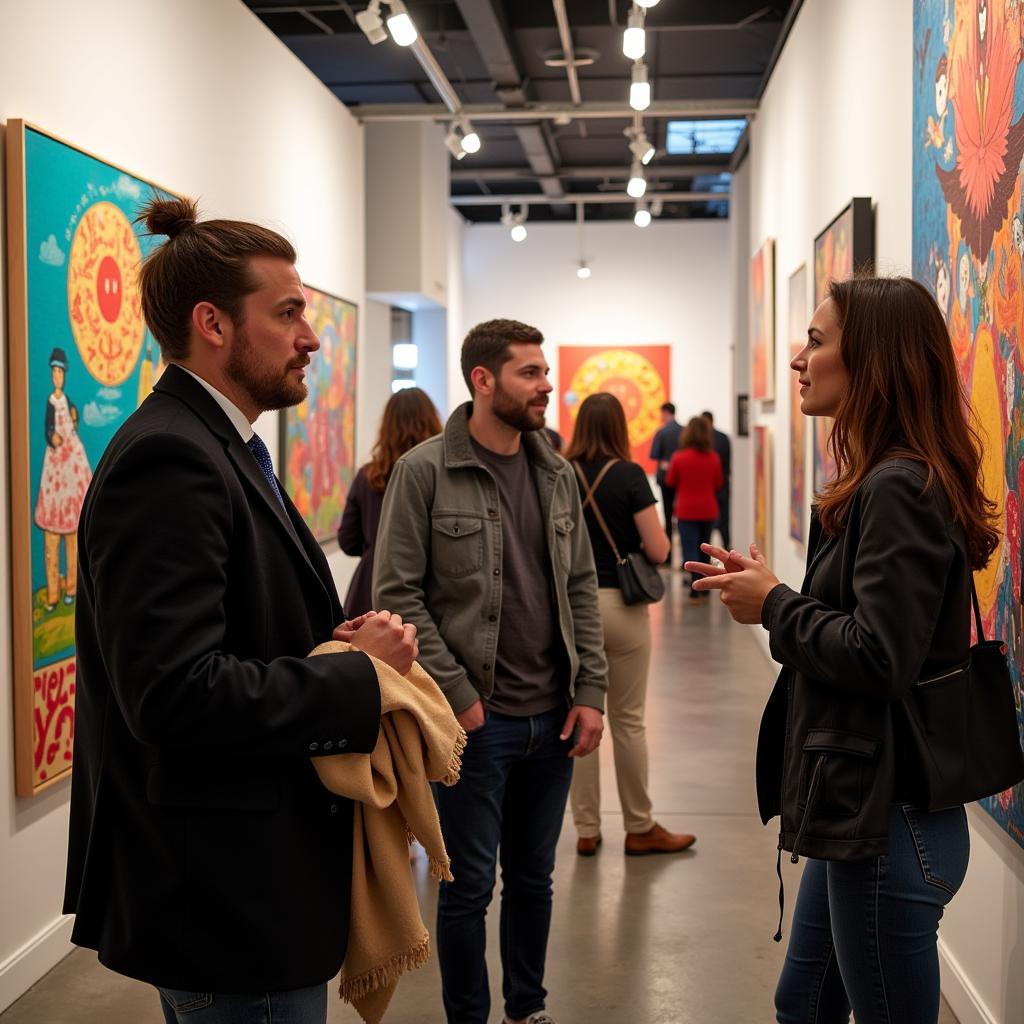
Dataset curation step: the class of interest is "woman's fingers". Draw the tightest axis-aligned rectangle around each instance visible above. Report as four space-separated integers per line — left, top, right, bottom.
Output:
700 542 730 562
684 560 727 577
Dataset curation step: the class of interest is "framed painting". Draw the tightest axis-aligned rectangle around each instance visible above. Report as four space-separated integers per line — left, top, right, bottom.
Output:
751 239 776 401
736 393 750 438
5 120 174 795
558 345 670 474
912 0 1024 845
788 264 808 545
754 424 772 565
813 197 875 306
280 286 357 544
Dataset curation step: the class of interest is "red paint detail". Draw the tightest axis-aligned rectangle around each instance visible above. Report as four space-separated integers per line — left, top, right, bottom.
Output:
96 255 123 323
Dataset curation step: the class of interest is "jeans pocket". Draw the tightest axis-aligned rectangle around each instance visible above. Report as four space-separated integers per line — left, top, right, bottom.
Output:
901 804 970 897
159 989 214 1014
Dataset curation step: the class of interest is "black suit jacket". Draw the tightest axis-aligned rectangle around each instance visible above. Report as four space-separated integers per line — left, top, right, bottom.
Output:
64 365 381 992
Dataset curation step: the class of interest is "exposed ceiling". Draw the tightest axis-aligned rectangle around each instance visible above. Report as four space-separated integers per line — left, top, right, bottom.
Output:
242 0 801 222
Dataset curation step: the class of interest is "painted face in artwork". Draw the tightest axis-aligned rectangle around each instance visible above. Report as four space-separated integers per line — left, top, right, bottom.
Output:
935 65 948 117
936 260 951 316
979 0 988 42
1012 216 1024 258
958 252 971 310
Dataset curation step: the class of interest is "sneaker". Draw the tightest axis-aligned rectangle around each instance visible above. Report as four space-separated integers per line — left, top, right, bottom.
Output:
624 823 697 856
503 1015 557 1024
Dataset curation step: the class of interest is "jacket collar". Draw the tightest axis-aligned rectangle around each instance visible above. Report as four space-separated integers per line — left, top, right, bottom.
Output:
442 401 562 475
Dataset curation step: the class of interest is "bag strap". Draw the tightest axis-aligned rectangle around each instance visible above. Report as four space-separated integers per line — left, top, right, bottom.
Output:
572 459 624 563
971 575 985 641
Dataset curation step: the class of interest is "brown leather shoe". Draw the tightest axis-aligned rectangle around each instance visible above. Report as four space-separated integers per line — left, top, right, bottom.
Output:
576 834 602 857
624 823 696 856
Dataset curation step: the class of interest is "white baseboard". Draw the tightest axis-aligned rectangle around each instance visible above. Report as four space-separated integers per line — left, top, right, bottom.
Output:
0 915 74 1014
939 936 997 1024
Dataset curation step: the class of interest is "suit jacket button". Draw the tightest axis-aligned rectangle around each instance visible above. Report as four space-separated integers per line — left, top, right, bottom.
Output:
309 742 319 752
483 663 491 671
338 739 348 749
323 741 334 751
329 803 339 815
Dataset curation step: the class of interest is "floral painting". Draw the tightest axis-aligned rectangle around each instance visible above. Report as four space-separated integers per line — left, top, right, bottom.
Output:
788 265 808 546
751 240 775 402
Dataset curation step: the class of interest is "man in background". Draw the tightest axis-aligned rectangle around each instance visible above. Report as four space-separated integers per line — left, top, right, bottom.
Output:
648 402 683 563
702 409 732 549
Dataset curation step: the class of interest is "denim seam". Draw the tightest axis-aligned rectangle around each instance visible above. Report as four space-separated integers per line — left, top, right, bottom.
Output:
810 942 836 1024
900 805 957 896
871 858 893 1024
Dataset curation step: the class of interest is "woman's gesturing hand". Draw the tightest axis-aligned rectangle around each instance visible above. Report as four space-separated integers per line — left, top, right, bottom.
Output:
684 543 780 624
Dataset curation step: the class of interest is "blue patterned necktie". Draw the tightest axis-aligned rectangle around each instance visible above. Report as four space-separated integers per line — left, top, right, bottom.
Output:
246 433 287 512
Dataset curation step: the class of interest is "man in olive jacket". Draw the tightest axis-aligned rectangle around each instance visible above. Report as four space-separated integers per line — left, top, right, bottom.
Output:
374 319 607 1024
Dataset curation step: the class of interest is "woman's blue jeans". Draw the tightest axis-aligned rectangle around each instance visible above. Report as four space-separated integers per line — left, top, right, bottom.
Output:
158 984 326 1023
775 803 969 1024
678 520 714 595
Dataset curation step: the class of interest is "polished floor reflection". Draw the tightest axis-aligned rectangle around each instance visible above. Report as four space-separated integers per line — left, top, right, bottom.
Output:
2 579 959 1023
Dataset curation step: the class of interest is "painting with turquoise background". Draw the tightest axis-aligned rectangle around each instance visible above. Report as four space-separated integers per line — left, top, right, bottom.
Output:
6 122 171 795
913 0 1024 847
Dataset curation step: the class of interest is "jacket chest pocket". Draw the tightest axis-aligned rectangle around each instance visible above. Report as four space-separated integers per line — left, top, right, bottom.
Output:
431 514 485 578
798 729 879 818
552 513 575 569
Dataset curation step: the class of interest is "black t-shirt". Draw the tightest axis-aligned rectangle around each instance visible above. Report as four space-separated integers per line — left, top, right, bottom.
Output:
573 459 658 589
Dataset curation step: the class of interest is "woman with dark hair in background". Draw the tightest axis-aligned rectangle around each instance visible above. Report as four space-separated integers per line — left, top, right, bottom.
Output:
666 416 724 603
688 276 1002 1023
567 393 697 857
338 386 441 616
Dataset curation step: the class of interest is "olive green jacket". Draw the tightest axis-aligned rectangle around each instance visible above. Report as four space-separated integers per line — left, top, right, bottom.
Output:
372 402 607 715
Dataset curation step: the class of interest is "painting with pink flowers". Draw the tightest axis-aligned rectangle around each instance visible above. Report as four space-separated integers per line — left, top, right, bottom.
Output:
913 0 1024 845
280 286 357 544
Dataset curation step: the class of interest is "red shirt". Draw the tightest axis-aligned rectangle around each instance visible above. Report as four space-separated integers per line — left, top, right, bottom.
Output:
665 448 724 521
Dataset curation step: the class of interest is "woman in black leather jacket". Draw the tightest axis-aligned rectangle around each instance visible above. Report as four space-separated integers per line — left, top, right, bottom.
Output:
687 276 1000 1024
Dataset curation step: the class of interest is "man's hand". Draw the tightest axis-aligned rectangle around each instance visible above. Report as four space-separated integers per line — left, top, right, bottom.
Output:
338 610 418 676
333 610 377 639
685 543 780 625
561 705 603 758
456 699 486 734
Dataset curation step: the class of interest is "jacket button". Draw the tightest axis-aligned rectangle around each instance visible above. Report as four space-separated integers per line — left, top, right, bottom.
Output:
329 803 339 815
487 509 497 517
323 741 334 751
338 739 348 749
493 569 500 576
489 615 496 622
309 742 319 752
483 663 491 671
453 525 460 533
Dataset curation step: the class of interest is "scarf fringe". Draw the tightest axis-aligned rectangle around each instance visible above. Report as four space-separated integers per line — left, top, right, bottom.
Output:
441 727 468 787
428 853 454 883
339 934 432 1004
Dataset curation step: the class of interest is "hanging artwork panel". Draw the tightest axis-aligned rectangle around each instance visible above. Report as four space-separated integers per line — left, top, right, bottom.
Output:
788 264 808 546
5 121 174 795
558 345 670 474
913 0 1024 846
280 287 357 544
751 239 776 402
754 424 772 565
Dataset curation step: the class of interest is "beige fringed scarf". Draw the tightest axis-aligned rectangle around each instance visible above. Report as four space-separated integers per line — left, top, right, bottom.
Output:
308 641 466 1024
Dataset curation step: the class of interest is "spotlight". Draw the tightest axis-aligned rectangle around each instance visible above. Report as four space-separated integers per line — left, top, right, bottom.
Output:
385 0 418 46
635 0 661 7
577 262 592 279
459 120 481 153
634 203 651 228
502 205 528 242
511 222 528 243
627 129 656 165
444 130 467 160
356 0 387 44
630 61 651 112
626 160 647 198
623 8 646 60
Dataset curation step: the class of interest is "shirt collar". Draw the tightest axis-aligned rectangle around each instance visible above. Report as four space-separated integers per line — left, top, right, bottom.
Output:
176 366 254 442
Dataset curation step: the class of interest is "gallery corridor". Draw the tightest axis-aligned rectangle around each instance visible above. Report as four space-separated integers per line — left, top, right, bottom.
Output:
1 580 958 1023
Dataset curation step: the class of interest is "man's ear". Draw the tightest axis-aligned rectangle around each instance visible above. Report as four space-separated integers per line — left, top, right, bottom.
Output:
470 365 493 396
191 302 229 350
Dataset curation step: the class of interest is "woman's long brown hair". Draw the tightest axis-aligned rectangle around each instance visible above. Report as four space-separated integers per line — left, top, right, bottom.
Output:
817 276 999 570
564 392 631 462
679 416 711 452
365 387 442 492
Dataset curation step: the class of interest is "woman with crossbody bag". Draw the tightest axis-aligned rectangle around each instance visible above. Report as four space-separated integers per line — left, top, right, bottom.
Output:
566 393 697 857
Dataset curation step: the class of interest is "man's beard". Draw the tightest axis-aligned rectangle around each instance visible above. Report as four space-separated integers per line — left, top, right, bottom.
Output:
225 327 308 412
492 379 546 433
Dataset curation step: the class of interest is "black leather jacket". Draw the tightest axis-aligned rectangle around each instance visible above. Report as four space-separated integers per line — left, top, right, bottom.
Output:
756 459 971 861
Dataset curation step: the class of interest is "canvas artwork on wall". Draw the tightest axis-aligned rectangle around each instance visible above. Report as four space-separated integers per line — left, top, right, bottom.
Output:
280 287 357 544
754 425 772 565
751 239 775 402
5 121 173 796
558 345 670 474
788 264 808 546
913 0 1024 846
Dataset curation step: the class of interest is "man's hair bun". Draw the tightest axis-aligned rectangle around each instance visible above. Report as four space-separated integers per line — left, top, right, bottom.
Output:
139 196 199 239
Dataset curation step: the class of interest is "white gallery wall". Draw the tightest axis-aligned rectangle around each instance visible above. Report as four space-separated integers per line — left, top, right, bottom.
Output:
739 0 1024 1020
0 0 381 1010
456 219 733 433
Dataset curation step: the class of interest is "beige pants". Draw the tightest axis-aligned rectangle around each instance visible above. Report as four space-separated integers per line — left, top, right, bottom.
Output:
570 587 655 837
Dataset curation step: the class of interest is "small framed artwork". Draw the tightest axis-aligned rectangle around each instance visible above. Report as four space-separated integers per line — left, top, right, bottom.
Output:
279 286 358 544
736 393 750 438
754 425 772 565
751 239 776 401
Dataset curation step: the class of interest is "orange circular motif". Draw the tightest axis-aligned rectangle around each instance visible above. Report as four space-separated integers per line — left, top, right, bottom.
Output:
68 202 144 386
568 349 665 448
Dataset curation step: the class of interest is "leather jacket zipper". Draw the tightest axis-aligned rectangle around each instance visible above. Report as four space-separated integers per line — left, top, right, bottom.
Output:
791 753 827 864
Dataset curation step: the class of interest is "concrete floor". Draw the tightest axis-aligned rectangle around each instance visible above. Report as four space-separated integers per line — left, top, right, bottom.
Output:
2 579 960 1023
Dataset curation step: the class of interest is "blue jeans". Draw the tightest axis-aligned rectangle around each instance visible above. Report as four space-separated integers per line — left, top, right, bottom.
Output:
678 520 714 595
775 803 970 1024
435 706 574 1024
158 984 326 1023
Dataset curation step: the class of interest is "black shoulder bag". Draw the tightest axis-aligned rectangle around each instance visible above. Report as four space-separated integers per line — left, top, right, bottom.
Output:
901 579 1024 810
573 460 665 606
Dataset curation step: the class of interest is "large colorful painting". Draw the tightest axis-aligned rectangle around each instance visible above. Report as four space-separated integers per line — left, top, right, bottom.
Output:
751 240 775 402
558 345 670 474
754 425 772 565
280 287 357 544
5 121 173 795
914 0 1024 845
788 265 808 546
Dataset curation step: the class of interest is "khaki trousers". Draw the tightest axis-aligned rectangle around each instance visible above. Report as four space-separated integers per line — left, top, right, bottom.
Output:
570 587 655 837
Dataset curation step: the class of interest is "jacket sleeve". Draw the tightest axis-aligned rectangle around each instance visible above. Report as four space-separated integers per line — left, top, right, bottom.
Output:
338 469 366 556
564 474 609 711
665 451 681 489
372 457 479 713
648 430 662 461
760 465 955 702
84 432 380 756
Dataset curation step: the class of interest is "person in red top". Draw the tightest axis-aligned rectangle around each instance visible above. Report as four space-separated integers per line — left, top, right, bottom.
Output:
665 416 724 602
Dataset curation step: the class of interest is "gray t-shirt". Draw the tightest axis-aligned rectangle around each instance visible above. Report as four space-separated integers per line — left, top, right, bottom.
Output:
471 437 566 716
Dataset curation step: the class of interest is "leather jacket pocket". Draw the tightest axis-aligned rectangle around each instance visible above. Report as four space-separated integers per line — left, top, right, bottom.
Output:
431 514 484 578
797 729 879 818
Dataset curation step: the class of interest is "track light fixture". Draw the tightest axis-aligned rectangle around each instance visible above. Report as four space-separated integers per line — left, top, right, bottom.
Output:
625 125 655 166
445 118 482 160
635 0 661 7
629 61 651 112
355 0 387 44
626 160 647 199
577 262 592 279
623 6 646 61
634 202 651 228
501 204 528 242
356 0 418 47
575 205 591 278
